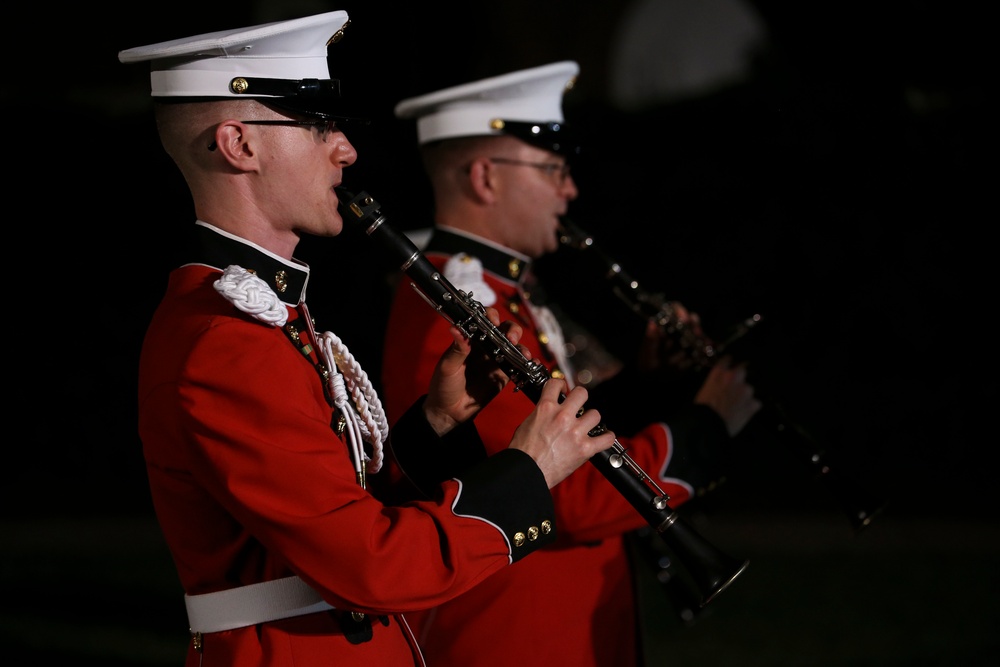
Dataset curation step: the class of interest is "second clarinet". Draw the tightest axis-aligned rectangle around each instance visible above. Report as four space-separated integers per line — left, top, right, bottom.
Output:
337 187 748 607
556 216 887 532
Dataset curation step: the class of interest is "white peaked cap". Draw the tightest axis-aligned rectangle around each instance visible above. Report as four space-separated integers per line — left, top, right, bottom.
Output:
118 11 350 103
395 61 580 152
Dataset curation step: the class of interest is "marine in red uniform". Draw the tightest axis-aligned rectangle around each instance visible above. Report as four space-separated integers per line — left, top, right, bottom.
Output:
122 16 615 667
381 62 762 666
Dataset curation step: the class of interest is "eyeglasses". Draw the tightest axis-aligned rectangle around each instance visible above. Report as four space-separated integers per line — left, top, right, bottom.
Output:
488 157 572 186
208 119 339 151
243 119 339 140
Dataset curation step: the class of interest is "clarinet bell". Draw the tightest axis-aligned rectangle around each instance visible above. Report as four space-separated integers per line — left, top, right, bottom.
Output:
658 514 749 607
772 410 890 533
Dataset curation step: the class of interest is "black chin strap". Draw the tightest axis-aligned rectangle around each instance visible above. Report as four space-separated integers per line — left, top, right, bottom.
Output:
227 76 341 97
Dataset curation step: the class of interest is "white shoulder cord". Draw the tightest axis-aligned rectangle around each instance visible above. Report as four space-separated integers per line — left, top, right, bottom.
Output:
317 331 388 476
214 265 289 327
213 265 387 483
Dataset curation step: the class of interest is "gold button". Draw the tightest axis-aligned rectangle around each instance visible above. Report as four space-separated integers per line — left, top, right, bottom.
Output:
351 611 366 622
275 270 288 293
513 532 526 547
286 325 300 342
541 520 552 534
527 526 539 541
508 259 521 279
229 77 249 94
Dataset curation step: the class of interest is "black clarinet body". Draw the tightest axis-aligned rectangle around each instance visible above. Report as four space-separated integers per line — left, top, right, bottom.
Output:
337 187 748 606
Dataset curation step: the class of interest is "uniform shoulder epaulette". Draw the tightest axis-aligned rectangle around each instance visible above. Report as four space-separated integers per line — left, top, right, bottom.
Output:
443 253 497 306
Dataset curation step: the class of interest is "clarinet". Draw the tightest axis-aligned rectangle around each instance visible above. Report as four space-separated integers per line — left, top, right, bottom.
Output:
556 216 762 370
337 187 748 607
556 217 888 532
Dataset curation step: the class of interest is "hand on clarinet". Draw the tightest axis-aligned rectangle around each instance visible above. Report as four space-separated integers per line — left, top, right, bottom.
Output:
637 301 706 374
423 307 528 436
507 379 616 489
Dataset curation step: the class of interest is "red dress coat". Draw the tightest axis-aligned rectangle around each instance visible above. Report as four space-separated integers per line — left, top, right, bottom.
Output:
138 222 560 667
380 228 731 667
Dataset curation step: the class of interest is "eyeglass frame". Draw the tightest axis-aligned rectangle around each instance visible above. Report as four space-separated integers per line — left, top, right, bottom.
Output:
487 157 572 186
207 119 340 151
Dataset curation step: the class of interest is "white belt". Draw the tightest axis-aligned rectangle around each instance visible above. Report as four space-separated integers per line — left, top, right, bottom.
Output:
185 575 334 633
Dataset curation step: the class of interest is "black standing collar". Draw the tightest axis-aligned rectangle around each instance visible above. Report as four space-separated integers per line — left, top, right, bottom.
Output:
424 228 531 286
186 221 310 306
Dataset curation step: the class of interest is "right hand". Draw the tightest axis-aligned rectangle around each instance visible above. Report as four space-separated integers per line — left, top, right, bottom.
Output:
693 355 762 437
507 379 615 488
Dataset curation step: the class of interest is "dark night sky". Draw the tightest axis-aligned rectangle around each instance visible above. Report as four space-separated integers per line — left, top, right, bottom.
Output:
8 1 992 521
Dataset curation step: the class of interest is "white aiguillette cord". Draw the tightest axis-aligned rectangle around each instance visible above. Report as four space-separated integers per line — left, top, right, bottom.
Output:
308 305 388 482
186 267 391 640
213 265 387 485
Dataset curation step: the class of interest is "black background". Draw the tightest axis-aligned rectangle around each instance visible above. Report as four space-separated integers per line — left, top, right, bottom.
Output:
4 2 996 665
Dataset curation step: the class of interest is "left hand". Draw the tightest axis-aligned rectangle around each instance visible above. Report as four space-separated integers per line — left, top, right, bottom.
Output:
423 308 526 436
637 301 705 373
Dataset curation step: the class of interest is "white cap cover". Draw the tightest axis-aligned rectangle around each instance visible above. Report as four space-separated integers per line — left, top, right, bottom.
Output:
118 11 350 104
394 61 580 153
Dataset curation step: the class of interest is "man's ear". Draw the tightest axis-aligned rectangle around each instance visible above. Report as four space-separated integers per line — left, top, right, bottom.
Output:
211 121 257 169
466 156 497 203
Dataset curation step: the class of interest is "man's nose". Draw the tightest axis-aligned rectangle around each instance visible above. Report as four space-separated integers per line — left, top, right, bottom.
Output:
331 134 358 166
562 173 579 199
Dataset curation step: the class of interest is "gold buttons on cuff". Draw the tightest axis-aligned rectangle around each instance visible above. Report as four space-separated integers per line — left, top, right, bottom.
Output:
514 521 552 547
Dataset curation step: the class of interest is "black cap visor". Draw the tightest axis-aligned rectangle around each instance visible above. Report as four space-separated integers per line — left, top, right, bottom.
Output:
234 76 369 125
498 120 581 158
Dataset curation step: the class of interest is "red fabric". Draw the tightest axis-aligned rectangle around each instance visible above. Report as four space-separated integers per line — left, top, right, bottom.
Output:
139 264 535 667
381 254 695 667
